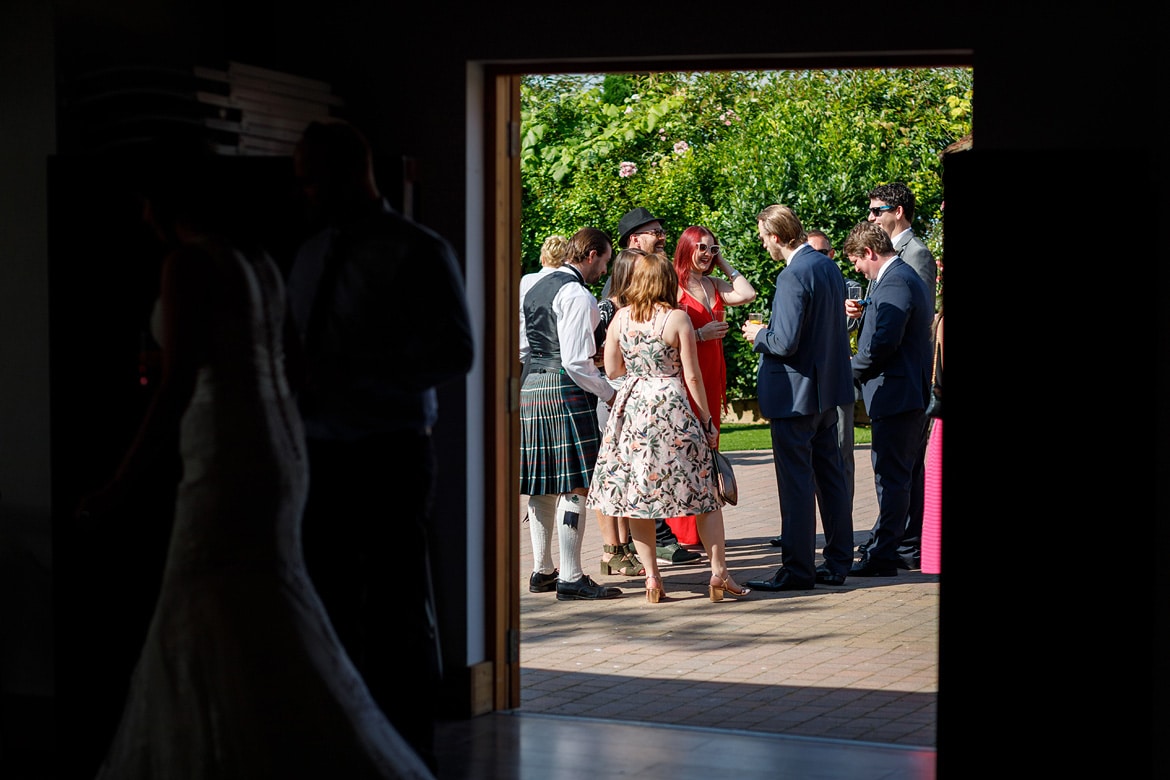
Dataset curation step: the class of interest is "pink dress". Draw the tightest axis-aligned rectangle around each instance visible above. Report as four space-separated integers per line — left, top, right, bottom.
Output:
921 418 942 574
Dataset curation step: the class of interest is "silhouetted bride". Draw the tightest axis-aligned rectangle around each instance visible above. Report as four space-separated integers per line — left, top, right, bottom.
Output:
77 143 433 779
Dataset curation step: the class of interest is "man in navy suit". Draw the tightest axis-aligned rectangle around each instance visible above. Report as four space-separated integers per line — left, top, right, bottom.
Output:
842 222 933 577
857 182 937 568
741 205 855 591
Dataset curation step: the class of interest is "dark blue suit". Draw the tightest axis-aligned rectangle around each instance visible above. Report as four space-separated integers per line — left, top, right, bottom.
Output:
754 245 855 582
852 257 933 568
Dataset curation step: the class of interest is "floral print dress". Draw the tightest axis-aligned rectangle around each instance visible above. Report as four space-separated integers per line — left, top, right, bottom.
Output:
586 306 721 519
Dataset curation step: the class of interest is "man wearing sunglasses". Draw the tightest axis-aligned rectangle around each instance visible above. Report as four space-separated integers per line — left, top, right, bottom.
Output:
865 182 936 298
598 207 669 300
616 206 668 255
602 207 702 567
857 182 936 571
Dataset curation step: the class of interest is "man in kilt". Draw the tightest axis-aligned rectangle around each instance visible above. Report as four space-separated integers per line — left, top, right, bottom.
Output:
519 227 622 600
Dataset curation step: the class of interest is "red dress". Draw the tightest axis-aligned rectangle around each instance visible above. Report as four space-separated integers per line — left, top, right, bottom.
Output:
665 285 726 545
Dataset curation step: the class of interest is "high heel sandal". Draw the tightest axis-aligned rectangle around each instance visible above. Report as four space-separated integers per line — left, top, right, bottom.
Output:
709 574 751 602
645 576 664 604
601 543 645 577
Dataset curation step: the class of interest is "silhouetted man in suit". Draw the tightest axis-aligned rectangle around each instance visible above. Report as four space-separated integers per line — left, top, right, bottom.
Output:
285 119 473 772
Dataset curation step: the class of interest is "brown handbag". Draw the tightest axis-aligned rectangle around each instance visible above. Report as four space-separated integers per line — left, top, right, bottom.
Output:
712 448 738 506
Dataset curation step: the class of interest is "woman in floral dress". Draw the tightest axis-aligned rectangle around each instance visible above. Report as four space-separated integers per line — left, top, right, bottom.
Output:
587 253 750 603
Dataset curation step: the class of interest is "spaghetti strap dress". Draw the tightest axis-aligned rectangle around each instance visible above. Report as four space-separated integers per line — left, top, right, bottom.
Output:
586 307 720 520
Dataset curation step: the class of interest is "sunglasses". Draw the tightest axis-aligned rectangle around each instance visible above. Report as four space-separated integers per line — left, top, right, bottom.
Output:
696 242 721 255
868 205 895 217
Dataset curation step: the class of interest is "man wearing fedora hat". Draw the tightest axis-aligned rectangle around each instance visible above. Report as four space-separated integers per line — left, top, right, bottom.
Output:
602 208 702 567
602 208 667 300
616 207 668 255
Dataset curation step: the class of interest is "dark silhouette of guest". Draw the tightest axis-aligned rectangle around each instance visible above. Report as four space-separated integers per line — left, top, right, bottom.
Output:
285 119 474 773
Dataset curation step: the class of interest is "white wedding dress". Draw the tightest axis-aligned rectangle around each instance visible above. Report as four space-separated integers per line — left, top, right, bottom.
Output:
95 241 433 779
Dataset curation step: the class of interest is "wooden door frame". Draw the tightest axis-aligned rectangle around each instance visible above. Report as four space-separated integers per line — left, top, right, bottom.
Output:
478 55 972 714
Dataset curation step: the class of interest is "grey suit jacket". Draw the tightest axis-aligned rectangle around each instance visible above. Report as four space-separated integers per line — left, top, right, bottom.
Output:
892 229 936 295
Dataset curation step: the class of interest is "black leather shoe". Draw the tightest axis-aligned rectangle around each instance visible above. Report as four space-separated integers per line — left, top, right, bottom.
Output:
849 559 898 577
529 570 559 593
814 565 847 585
744 568 814 591
556 574 622 601
768 536 783 547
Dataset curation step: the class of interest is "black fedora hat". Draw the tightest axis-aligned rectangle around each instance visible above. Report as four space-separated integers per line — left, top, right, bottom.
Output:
616 207 662 247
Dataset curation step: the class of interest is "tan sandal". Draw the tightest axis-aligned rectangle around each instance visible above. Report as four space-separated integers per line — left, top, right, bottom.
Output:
709 574 751 602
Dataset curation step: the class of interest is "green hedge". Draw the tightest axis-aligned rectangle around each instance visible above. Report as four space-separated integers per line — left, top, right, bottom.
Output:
521 69 970 400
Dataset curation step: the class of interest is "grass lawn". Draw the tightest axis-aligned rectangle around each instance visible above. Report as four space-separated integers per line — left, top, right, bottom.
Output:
719 422 872 452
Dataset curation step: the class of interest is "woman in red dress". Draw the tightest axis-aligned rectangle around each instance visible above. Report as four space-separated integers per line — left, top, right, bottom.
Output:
666 226 757 546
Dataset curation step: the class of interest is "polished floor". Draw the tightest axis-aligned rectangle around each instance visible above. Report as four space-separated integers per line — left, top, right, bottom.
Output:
439 445 939 779
2 447 940 779
436 711 935 780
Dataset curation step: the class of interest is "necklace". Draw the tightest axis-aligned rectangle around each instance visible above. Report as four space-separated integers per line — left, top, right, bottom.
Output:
689 275 713 312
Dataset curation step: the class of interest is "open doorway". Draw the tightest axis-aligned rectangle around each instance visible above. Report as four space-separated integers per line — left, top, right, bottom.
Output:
477 59 968 744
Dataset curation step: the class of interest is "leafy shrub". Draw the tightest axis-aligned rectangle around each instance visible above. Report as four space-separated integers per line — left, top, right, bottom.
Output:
521 68 971 400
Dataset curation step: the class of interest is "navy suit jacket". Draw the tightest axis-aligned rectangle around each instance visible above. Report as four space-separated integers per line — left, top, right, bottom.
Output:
754 245 854 419
851 257 934 420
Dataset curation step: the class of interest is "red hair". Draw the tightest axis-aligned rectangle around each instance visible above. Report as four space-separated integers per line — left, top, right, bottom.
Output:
672 225 716 289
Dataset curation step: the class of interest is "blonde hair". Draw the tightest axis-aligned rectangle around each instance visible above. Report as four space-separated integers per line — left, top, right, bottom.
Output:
756 204 807 250
625 252 678 322
539 234 570 268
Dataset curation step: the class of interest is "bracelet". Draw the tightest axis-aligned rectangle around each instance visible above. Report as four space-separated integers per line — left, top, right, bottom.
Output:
697 330 704 342
728 269 740 279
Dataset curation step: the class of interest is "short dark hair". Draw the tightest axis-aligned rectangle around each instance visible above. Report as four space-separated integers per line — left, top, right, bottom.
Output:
867 182 916 222
296 119 375 211
568 227 612 264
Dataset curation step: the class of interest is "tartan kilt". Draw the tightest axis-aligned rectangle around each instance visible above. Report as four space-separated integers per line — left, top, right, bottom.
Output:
519 371 601 496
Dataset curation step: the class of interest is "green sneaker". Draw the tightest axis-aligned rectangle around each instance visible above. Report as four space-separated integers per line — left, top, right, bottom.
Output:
656 543 702 565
